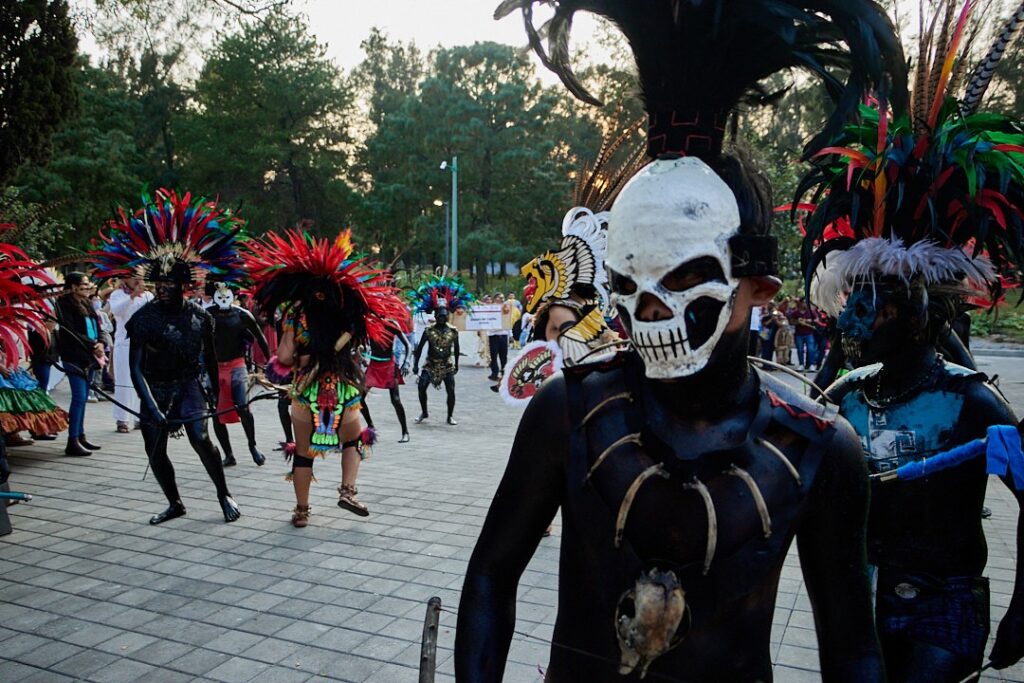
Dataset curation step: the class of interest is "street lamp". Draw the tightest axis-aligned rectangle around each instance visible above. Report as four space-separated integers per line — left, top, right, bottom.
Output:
433 199 450 268
440 156 458 271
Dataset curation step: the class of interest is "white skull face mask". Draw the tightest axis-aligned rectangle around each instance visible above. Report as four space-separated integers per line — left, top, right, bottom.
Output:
607 157 740 379
213 285 235 310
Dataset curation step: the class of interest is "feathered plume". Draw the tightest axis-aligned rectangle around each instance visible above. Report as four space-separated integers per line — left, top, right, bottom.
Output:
408 274 475 315
243 229 406 348
797 0 1024 302
90 188 246 284
495 0 907 158
961 0 1024 115
0 224 58 367
573 117 647 212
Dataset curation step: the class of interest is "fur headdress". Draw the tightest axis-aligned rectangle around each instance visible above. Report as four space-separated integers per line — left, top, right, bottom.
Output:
90 188 246 285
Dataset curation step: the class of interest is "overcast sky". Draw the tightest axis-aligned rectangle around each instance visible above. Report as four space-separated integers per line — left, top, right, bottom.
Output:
297 0 603 82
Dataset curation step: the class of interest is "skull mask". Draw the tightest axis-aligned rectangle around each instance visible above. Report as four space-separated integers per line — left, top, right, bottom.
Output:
607 157 740 379
213 285 235 310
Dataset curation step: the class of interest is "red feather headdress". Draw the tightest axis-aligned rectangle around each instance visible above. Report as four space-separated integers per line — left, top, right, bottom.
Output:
243 229 406 346
0 224 57 367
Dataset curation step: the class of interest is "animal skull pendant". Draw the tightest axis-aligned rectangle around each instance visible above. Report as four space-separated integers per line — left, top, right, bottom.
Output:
615 568 687 678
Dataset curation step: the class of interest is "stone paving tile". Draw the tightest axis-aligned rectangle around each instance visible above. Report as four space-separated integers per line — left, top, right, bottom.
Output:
3 358 1024 680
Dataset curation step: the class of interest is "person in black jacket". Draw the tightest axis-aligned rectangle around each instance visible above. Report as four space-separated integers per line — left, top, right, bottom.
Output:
55 272 104 457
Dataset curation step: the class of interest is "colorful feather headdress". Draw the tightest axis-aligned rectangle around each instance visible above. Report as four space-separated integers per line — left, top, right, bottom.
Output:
408 274 475 315
243 229 406 347
521 119 645 317
797 0 1024 315
90 188 246 285
0 224 58 367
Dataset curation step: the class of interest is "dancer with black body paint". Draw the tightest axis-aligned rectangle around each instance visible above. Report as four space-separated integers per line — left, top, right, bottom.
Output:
408 275 473 427
799 3 1024 677
456 1 906 680
208 283 270 467
91 188 247 525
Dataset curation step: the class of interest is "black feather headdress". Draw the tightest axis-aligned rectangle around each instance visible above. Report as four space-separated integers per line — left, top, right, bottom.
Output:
495 0 907 159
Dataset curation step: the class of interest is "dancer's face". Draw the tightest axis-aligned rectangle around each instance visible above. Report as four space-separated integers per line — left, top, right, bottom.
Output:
838 285 920 366
154 279 184 306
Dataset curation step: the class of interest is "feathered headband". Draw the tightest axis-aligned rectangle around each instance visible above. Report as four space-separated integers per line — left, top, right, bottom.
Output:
521 121 646 316
798 0 1024 304
408 274 475 315
90 188 246 285
243 229 406 346
0 224 58 367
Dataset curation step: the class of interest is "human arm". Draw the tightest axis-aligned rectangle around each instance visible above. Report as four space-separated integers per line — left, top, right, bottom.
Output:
796 418 885 682
454 377 567 682
277 326 296 367
453 329 461 374
394 330 411 373
959 384 1024 669
202 313 219 406
241 309 270 360
128 334 165 427
412 334 427 375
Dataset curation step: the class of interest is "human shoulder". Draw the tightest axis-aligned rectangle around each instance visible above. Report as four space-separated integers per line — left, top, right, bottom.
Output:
823 363 880 403
956 370 1016 425
520 371 572 440
125 301 160 338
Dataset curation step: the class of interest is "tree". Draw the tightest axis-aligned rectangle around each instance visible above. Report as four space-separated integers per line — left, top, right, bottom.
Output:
178 10 356 232
358 42 585 287
13 59 144 254
0 0 78 186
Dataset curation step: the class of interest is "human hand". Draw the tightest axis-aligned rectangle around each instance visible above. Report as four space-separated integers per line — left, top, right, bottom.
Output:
93 343 104 358
453 365 459 375
148 406 168 429
991 607 1024 668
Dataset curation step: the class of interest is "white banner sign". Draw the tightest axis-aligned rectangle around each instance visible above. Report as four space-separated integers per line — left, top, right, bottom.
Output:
464 304 505 331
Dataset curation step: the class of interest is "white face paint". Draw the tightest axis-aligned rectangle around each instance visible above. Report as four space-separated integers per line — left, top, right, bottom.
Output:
607 157 740 379
213 285 235 310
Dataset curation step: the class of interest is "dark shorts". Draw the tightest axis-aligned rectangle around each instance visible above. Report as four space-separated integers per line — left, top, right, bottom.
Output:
143 378 207 423
876 568 990 662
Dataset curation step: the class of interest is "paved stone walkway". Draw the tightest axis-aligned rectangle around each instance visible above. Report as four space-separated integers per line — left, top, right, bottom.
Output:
1 353 1023 682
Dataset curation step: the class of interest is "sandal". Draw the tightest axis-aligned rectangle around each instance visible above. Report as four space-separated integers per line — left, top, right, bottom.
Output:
116 422 130 434
291 504 310 528
337 484 369 517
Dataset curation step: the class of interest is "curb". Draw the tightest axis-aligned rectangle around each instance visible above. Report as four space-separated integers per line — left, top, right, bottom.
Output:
974 348 1024 358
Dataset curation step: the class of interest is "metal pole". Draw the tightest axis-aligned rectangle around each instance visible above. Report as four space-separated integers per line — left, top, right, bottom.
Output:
451 156 459 272
443 202 451 270
419 596 442 683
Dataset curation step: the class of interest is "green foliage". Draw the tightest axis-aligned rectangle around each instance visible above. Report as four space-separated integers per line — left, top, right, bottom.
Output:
13 58 144 253
970 306 1024 342
0 186 69 260
357 41 593 285
178 9 356 233
0 0 79 185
